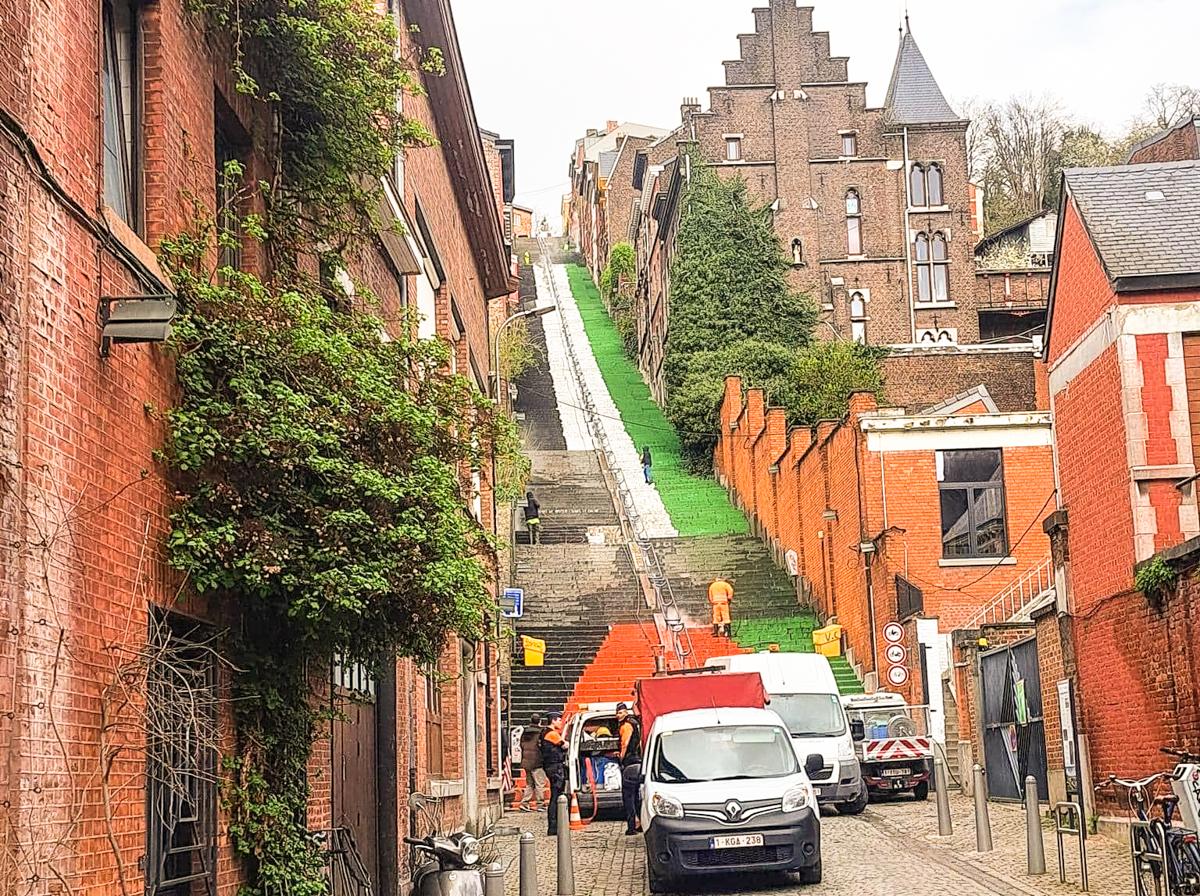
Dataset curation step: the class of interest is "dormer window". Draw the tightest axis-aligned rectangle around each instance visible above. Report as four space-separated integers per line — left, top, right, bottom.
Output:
841 131 858 157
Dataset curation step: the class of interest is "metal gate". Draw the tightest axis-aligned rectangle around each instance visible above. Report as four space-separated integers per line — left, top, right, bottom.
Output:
980 636 1048 801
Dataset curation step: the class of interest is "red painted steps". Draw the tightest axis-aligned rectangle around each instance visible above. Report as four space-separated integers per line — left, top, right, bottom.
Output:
564 624 752 715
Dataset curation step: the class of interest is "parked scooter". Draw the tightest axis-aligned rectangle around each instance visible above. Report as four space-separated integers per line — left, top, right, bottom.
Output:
405 793 493 896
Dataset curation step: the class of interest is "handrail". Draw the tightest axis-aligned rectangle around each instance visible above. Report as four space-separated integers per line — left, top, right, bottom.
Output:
963 556 1054 629
534 238 696 667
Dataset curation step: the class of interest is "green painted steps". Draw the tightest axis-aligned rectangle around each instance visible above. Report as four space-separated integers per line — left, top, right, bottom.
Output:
564 265 746 537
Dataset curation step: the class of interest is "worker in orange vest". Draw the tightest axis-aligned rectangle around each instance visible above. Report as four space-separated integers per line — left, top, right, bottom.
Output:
708 576 734 637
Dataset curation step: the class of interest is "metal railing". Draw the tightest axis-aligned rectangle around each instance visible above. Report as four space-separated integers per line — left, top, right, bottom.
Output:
963 557 1054 629
534 237 697 668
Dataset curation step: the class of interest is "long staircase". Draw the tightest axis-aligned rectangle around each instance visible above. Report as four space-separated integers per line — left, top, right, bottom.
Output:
506 239 862 730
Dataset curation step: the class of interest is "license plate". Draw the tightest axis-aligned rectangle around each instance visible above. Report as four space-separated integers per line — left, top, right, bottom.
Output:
710 834 764 850
882 768 911 777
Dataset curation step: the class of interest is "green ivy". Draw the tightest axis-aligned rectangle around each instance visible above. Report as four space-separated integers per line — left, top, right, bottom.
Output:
1135 554 1177 602
600 242 637 356
159 5 525 892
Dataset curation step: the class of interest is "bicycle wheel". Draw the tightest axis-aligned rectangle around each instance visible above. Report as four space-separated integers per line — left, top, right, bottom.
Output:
1133 824 1166 896
1168 828 1200 895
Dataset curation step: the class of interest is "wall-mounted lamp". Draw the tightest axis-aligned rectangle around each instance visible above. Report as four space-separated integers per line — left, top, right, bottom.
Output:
99 295 177 357
822 508 838 521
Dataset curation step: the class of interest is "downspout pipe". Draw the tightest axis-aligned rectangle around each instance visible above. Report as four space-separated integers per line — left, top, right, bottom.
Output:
901 126 916 344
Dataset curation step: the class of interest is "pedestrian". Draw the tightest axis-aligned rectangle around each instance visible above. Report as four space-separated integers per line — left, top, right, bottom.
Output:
523 251 531 267
641 446 653 484
540 711 568 836
708 576 734 637
616 703 643 835
524 491 541 544
518 714 549 812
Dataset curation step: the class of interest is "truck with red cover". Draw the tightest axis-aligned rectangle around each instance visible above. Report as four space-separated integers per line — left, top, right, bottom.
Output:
633 670 768 745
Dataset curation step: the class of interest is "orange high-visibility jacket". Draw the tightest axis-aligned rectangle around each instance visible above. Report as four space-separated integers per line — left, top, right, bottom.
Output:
708 579 734 605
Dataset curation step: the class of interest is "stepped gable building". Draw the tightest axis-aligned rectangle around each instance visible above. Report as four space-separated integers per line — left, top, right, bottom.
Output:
589 3 1048 409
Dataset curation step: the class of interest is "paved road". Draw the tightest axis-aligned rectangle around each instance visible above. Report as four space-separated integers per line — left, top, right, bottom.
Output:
496 794 1133 896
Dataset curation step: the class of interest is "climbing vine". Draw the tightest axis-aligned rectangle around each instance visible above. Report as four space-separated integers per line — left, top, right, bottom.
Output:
156 4 523 894
599 242 637 356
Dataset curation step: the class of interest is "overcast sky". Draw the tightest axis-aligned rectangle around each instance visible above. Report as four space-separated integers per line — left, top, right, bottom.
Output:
454 0 1199 230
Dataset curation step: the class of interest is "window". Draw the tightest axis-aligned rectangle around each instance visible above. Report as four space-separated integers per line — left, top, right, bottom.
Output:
841 132 858 157
725 137 742 162
938 449 1008 559
845 189 863 256
425 669 444 777
102 0 140 229
215 128 243 271
145 611 217 896
791 238 804 266
910 163 944 208
915 231 950 303
652 725 799 784
849 291 867 344
909 164 926 208
927 163 944 205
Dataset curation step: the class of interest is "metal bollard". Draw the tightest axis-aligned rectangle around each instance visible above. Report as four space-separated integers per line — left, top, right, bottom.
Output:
519 831 537 896
485 862 505 896
934 755 953 836
556 795 575 896
972 764 993 852
1025 775 1046 875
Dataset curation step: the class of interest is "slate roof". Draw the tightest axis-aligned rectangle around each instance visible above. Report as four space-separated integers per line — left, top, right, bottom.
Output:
598 151 620 179
1064 160 1200 284
884 30 960 126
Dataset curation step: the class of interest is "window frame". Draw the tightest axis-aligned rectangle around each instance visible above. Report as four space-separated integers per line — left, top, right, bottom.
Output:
425 668 444 777
725 136 742 162
845 188 863 256
926 163 944 206
915 230 951 304
910 162 945 208
101 0 142 232
937 449 1010 559
840 131 858 157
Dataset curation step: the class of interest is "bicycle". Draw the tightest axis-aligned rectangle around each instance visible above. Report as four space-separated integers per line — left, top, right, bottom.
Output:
1099 768 1200 895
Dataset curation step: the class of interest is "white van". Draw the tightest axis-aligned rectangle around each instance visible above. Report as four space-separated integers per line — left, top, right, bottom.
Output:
705 653 867 814
562 704 625 814
640 706 823 892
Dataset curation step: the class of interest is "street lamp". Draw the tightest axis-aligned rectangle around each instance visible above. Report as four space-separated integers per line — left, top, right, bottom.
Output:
492 303 556 403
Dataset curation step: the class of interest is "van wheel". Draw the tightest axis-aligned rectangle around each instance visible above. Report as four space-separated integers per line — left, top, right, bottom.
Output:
794 861 822 885
839 785 869 815
914 781 930 801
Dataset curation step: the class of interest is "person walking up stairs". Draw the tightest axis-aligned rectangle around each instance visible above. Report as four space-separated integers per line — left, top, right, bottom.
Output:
708 576 734 638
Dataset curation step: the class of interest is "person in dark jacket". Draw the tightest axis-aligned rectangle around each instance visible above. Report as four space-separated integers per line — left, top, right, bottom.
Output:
540 711 568 835
616 703 643 835
641 447 653 484
524 491 541 544
517 714 548 811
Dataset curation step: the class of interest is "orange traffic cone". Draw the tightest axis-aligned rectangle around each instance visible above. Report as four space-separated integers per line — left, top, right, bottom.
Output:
510 770 526 810
569 792 586 830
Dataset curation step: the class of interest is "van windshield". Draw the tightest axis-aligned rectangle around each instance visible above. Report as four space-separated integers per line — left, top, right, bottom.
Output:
652 725 798 783
770 694 847 738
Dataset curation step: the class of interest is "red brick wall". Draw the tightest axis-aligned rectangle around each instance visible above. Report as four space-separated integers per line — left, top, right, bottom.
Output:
1127 121 1199 164
1046 202 1116 362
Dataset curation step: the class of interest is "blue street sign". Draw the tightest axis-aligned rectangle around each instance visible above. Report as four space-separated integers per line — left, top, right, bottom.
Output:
500 587 524 619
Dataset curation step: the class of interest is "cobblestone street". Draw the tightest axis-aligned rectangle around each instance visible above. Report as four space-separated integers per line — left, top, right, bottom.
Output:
496 795 1133 896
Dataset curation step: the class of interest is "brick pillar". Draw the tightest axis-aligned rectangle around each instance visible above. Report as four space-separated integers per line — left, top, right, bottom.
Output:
718 376 743 482
744 389 767 525
761 408 787 540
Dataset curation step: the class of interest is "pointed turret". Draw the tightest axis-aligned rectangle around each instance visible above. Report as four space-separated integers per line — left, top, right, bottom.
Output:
884 24 960 125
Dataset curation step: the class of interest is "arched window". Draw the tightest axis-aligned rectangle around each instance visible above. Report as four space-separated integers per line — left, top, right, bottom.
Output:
927 163 944 206
845 189 862 255
849 291 867 344
915 231 951 303
791 238 804 266
909 164 927 208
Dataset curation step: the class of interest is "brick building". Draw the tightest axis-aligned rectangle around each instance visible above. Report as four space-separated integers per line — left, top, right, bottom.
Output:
1040 159 1200 820
0 1 513 894
565 4 1048 412
713 381 1056 749
1126 115 1200 164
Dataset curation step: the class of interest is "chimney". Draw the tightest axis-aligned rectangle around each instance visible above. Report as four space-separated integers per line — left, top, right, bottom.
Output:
680 96 701 126
586 128 599 138
606 120 619 132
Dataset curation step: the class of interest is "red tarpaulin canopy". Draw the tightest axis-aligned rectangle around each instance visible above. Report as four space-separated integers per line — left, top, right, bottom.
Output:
634 671 768 745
